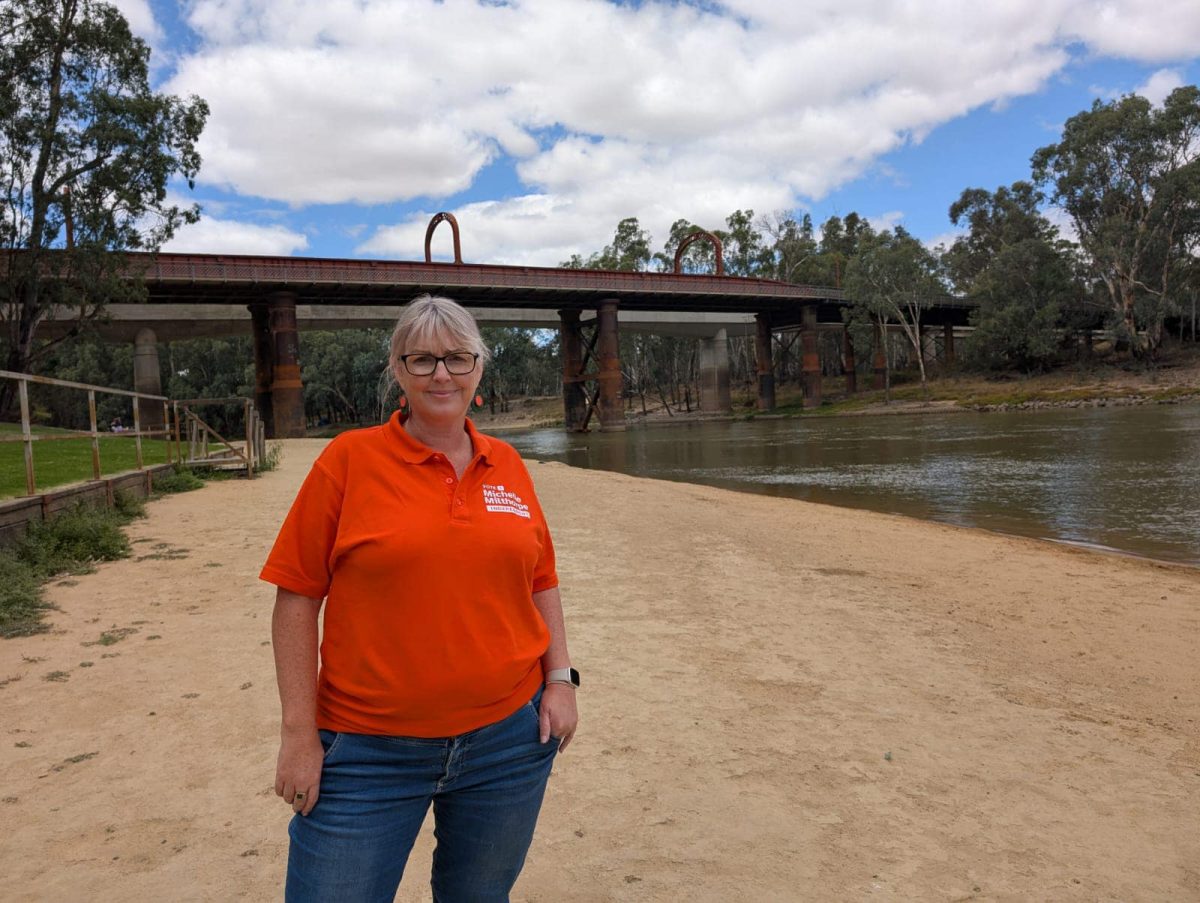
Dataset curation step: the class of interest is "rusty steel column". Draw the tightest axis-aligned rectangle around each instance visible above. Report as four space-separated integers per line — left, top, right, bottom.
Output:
559 309 588 432
755 313 775 411
843 326 857 394
801 305 822 408
872 320 887 390
943 324 956 367
596 299 624 431
249 302 274 437
267 291 306 438
133 328 164 432
698 328 731 414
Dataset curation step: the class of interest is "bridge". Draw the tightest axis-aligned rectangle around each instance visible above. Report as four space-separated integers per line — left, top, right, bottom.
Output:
25 219 976 435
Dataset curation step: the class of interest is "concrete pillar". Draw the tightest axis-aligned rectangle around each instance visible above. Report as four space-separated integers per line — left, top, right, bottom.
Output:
596 299 624 431
843 327 857 394
133 328 164 432
698 328 731 414
872 320 887 390
267 291 306 438
801 305 821 409
249 302 274 437
942 324 956 367
755 313 775 411
558 309 588 432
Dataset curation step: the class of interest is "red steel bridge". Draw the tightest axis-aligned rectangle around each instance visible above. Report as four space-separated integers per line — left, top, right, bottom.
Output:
18 217 976 435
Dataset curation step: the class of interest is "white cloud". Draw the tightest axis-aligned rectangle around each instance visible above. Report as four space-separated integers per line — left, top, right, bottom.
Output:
1134 69 1185 106
110 0 161 41
164 214 309 255
1043 205 1080 244
164 0 1200 263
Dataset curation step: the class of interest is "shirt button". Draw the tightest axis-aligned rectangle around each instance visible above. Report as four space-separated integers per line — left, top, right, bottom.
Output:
444 477 454 484
456 499 464 506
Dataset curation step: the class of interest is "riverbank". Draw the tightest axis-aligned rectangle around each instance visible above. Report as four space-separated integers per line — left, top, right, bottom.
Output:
1 440 1196 900
310 347 1200 434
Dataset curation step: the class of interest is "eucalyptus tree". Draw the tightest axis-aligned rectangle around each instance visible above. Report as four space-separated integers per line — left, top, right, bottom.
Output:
844 226 944 400
944 182 1081 371
1032 86 1200 355
0 0 207 410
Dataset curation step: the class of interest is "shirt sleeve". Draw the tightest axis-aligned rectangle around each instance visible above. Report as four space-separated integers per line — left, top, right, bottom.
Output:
259 458 344 600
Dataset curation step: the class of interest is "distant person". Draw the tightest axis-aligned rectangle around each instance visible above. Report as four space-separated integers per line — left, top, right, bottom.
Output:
261 294 578 902
109 418 125 433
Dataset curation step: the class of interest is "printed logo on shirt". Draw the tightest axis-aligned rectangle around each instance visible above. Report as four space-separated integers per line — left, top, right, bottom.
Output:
482 483 531 519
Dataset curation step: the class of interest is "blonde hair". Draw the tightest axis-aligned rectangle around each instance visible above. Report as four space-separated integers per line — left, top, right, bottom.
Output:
388 294 491 369
379 295 490 418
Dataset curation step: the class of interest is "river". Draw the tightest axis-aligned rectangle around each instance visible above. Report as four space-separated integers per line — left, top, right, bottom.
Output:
505 403 1200 567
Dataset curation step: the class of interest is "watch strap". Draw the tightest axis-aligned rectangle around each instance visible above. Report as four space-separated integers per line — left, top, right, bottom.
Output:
545 667 580 688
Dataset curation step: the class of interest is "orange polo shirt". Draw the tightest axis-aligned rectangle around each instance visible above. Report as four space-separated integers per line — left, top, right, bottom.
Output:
260 413 557 737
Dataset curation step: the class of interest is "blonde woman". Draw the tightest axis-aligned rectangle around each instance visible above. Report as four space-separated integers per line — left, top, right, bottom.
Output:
262 295 578 901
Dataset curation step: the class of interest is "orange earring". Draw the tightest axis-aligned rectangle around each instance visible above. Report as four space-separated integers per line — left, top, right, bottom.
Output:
399 395 408 411
474 394 484 408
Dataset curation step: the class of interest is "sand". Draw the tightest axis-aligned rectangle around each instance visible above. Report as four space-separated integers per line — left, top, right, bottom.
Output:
1 437 1197 902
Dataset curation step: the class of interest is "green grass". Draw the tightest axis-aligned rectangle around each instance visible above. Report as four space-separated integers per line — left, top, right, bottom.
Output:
0 499 144 639
0 423 172 499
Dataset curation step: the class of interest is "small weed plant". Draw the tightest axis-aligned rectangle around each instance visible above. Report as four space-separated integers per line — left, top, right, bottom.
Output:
0 500 144 639
152 465 205 494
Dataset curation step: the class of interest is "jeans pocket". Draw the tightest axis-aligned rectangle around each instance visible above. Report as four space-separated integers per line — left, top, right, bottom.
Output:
318 729 344 763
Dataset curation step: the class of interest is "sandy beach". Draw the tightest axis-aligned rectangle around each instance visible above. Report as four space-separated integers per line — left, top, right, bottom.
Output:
1 437 1197 901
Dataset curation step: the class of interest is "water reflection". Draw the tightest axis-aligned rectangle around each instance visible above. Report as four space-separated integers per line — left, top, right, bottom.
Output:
508 405 1200 566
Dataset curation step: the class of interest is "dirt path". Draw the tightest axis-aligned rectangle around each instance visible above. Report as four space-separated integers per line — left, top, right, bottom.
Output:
2 438 1197 901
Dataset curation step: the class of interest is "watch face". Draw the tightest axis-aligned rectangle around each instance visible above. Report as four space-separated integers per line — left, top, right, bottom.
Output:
569 668 580 687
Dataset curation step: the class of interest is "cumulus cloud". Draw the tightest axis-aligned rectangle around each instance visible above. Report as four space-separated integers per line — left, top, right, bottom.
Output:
163 0 1200 263
110 0 161 41
1135 69 1186 106
164 214 309 256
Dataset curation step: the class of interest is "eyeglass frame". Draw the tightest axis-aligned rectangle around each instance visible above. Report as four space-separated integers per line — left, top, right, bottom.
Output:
398 351 480 376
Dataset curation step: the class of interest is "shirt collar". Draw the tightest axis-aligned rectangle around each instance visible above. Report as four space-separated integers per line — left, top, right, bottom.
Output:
386 411 494 466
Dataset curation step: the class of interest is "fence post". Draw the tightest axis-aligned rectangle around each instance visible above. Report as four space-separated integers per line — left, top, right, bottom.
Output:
133 394 144 471
162 401 172 464
244 399 254 478
18 378 36 496
87 390 101 481
173 403 182 464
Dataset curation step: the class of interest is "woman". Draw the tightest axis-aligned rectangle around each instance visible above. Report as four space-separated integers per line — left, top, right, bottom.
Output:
261 294 579 902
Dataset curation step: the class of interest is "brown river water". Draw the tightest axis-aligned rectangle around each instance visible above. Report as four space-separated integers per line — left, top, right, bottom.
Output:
506 403 1200 567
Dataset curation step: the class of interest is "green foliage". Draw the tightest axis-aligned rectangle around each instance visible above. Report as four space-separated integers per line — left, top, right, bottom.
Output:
1032 86 1200 354
945 182 1082 372
0 0 208 387
256 442 283 473
300 330 389 424
15 504 132 578
0 548 47 638
152 466 205 494
480 328 560 412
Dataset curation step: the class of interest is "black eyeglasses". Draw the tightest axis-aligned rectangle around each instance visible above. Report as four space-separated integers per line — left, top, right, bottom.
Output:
400 352 479 376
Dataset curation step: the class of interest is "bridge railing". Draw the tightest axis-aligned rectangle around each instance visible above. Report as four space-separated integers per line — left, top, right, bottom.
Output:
1 369 174 497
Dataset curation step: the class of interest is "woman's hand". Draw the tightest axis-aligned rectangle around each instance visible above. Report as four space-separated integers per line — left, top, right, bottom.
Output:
275 728 324 816
538 684 579 753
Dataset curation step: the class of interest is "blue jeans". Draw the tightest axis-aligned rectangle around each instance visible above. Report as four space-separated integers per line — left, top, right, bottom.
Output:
286 687 559 902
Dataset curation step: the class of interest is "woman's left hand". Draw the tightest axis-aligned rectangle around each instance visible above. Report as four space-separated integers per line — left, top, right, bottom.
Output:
538 684 578 753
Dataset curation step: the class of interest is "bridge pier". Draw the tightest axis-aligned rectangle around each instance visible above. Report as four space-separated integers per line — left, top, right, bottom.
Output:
801 306 822 408
133 328 164 432
249 302 274 436
596 299 624 431
267 291 306 438
843 327 857 394
698 328 731 414
558 310 589 432
943 324 956 367
755 313 775 411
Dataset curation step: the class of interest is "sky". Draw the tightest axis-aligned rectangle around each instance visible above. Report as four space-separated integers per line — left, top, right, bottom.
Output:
113 0 1200 268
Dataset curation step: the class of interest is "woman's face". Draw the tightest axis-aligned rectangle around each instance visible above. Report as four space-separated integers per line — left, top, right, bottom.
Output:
393 331 484 425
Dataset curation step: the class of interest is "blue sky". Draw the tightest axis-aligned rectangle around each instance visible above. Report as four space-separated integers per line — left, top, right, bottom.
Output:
112 0 1200 267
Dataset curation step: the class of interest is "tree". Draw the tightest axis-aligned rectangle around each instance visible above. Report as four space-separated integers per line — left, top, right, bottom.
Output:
844 226 943 400
944 182 1082 371
1032 86 1200 355
0 0 208 406
559 217 651 271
